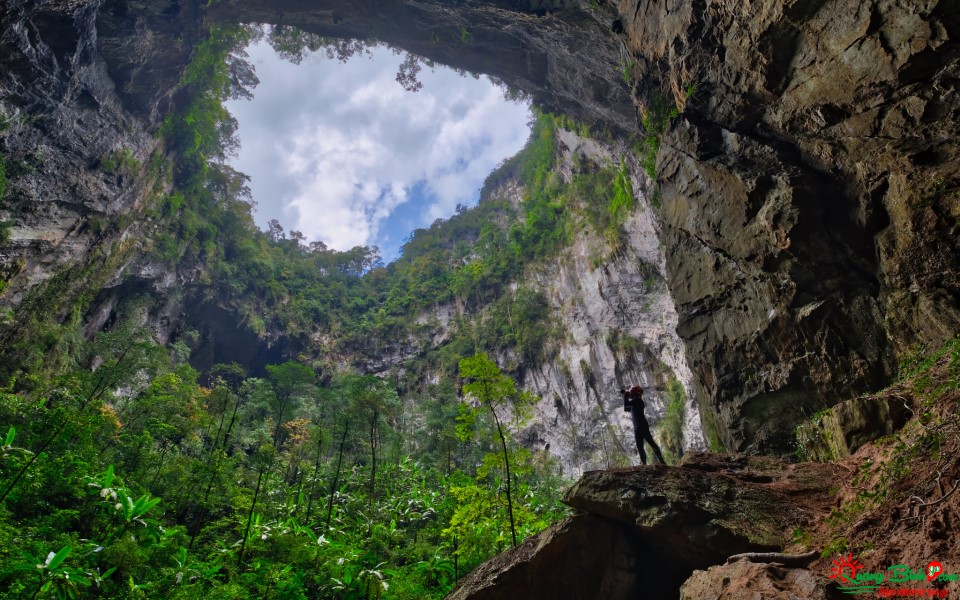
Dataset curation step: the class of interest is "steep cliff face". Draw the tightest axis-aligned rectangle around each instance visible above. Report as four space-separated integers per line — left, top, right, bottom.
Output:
510 128 705 473
0 0 200 367
1 1 151 299
314 124 704 474
616 0 960 452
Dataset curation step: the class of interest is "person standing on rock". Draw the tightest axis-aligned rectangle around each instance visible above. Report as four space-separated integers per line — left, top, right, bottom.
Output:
622 385 666 465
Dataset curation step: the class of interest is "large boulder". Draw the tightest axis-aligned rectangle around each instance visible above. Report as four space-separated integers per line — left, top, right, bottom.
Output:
448 454 837 600
680 559 844 600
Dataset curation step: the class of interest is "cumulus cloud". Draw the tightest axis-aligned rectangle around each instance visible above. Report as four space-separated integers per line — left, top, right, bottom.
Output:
225 41 531 259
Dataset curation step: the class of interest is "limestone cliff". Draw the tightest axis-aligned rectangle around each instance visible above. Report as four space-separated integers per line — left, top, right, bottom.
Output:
506 128 706 473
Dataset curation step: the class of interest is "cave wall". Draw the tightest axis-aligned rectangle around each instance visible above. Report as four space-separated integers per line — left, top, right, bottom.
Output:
615 0 960 452
94 0 635 132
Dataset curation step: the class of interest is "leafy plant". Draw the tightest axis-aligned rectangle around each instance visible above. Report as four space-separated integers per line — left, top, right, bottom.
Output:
618 57 635 85
637 91 680 180
457 354 538 547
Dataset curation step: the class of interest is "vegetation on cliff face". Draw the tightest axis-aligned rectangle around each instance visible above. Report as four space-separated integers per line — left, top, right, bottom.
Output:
0 22 657 599
793 334 960 562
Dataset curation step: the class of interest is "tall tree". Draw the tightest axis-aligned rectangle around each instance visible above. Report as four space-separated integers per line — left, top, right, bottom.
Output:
457 353 536 547
265 361 315 451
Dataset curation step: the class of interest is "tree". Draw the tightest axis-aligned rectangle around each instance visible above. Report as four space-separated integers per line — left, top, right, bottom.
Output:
457 353 537 547
346 375 399 516
265 361 315 451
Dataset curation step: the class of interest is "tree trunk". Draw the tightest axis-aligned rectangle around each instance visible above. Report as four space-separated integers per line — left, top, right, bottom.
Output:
489 404 517 548
304 435 323 521
325 420 349 530
238 466 266 567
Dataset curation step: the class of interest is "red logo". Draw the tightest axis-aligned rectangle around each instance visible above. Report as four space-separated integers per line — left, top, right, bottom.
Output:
829 554 865 585
927 561 945 581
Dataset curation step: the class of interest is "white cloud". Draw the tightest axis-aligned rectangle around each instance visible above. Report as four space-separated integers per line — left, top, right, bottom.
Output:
226 42 531 258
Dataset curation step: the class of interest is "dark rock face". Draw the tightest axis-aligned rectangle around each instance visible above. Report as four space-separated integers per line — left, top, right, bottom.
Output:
0 1 172 312
795 390 910 462
563 453 835 565
617 0 960 452
96 0 635 133
449 453 837 600
446 514 667 600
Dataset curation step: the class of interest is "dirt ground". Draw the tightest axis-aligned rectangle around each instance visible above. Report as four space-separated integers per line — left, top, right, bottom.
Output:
796 351 960 597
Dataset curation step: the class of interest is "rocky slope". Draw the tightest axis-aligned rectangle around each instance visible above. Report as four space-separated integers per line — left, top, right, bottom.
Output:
447 453 840 600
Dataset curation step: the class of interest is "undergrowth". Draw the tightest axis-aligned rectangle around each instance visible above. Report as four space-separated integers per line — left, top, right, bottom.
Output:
821 334 960 558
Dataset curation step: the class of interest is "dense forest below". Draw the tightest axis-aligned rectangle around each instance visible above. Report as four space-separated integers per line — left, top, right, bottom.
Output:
0 23 660 599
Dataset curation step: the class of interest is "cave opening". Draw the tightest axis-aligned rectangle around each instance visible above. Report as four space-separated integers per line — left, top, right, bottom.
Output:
223 25 534 263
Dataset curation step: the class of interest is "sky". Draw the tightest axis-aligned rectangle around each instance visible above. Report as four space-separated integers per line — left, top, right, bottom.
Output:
225 41 532 262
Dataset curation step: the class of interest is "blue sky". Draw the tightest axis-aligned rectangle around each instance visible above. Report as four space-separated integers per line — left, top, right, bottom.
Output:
225 41 532 262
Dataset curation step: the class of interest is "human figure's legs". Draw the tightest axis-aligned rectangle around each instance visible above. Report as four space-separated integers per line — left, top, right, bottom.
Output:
642 428 666 465
631 410 649 464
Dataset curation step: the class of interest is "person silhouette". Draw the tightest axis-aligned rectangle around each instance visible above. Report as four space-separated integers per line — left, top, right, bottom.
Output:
622 385 666 465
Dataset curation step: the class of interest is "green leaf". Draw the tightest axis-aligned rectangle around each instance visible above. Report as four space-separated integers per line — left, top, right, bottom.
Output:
45 546 71 570
102 465 115 489
122 496 134 520
132 495 161 519
4 426 13 446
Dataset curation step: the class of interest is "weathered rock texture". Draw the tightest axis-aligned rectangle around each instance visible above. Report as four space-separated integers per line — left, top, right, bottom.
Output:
680 559 844 600
445 514 666 600
795 393 910 462
1 1 162 299
503 128 706 474
618 0 960 452
102 0 635 132
449 453 838 600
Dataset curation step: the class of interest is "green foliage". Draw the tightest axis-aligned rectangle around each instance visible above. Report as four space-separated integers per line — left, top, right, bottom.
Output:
794 408 834 462
0 332 567 599
99 148 140 174
570 158 638 247
637 92 680 181
657 378 686 463
700 408 726 453
617 57 635 85
606 163 634 245
457 354 540 548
